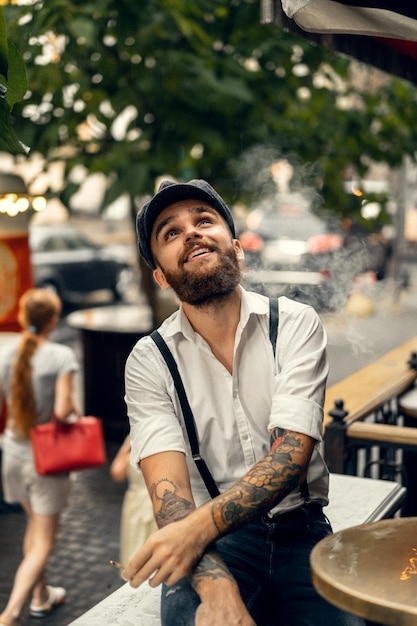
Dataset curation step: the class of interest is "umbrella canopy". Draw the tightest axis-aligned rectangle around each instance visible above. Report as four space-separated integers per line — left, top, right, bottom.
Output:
261 1 417 84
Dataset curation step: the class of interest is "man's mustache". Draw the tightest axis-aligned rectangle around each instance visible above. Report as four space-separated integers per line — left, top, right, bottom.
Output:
179 241 218 265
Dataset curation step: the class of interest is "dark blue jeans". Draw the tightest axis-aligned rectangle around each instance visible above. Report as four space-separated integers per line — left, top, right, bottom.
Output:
160 504 365 626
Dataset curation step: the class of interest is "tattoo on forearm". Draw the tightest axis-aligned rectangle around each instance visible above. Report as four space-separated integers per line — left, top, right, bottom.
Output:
191 550 235 591
150 478 195 527
270 427 285 452
211 429 306 533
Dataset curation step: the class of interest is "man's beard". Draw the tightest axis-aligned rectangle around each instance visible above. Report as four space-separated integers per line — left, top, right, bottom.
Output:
160 246 241 306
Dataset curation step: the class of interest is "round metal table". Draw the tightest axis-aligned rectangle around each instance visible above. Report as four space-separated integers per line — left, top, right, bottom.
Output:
310 517 417 626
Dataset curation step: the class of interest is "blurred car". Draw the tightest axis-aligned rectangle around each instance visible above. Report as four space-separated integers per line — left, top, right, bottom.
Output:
29 224 133 307
239 208 364 310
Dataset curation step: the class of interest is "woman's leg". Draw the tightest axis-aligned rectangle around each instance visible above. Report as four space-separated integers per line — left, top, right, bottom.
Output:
0 501 60 624
28 512 61 607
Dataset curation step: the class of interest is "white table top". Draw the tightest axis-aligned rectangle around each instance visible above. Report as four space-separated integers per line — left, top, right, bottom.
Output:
326 473 406 532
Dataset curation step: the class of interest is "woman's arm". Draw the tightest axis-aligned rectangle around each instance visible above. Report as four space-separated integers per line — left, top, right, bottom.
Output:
110 436 131 482
54 371 79 421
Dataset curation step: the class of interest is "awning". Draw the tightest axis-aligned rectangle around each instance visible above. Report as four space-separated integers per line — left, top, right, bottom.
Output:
261 1 417 84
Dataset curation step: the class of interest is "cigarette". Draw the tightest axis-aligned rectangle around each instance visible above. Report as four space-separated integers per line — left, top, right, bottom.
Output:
109 560 125 570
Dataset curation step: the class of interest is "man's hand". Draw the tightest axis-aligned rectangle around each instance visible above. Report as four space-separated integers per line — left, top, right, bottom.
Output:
123 511 213 587
193 556 257 626
196 590 256 626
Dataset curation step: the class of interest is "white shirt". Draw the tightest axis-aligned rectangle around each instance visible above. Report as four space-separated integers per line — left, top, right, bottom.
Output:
0 339 79 461
125 288 330 513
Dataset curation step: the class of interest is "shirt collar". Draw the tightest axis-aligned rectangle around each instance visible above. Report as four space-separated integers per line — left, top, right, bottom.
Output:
163 287 270 341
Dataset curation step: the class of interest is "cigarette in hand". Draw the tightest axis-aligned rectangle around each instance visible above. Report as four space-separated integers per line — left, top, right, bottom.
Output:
109 560 125 571
109 560 128 581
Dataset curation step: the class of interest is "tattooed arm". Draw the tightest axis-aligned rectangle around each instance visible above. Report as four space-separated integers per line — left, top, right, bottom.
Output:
210 427 312 535
123 427 314 591
127 451 241 586
124 450 255 625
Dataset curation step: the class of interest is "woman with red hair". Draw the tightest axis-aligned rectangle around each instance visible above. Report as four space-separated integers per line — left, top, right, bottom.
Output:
0 288 79 625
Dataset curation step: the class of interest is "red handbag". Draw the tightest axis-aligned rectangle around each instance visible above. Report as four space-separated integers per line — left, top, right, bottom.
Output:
30 416 106 475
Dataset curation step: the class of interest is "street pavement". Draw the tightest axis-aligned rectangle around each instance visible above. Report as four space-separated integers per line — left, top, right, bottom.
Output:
323 263 417 385
1 262 417 625
0 443 127 625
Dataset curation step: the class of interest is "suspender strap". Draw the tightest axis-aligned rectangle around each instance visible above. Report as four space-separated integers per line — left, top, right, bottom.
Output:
267 299 310 502
300 479 311 503
269 296 279 359
150 330 220 498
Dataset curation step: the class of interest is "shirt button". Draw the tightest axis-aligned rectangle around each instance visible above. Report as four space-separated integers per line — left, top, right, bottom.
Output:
233 391 238 399
242 433 249 440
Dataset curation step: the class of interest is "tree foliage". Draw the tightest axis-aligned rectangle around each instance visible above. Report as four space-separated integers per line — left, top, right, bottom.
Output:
0 6 27 154
1 0 417 221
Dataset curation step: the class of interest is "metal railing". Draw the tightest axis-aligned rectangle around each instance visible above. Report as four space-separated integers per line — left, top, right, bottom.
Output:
323 344 417 515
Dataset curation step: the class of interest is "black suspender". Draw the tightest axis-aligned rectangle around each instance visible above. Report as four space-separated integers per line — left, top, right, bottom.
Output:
269 296 279 360
150 329 221 498
150 298 279 498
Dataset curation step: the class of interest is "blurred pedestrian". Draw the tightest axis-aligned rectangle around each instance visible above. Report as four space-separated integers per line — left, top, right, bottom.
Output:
0 288 79 625
110 436 157 568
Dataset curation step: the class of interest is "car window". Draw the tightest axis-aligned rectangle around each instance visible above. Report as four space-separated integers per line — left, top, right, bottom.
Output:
40 236 69 252
32 231 96 252
63 233 96 250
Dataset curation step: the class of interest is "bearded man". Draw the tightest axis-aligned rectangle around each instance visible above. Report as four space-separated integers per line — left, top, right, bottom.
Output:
123 179 364 626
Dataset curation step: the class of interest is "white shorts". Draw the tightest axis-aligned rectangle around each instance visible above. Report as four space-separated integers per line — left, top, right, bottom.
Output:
2 452 71 515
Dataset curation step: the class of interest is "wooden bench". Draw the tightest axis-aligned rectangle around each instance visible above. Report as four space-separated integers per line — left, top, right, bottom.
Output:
324 335 417 514
68 473 406 626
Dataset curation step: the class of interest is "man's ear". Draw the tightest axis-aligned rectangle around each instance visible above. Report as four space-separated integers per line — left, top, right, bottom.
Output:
153 267 170 290
233 238 245 263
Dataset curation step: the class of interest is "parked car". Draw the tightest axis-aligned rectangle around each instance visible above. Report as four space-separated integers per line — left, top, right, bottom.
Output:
239 208 364 310
29 224 133 307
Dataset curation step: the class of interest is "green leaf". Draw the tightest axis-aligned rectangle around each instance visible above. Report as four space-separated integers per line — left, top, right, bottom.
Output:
5 40 27 107
67 17 98 48
0 8 7 78
0 98 27 154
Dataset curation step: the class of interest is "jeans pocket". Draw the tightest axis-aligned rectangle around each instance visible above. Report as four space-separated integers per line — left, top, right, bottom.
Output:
308 517 333 540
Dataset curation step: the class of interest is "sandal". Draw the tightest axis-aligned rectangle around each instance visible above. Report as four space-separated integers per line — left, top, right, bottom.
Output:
29 585 66 618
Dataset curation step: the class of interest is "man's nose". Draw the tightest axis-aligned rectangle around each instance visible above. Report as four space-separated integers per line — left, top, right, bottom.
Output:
184 224 201 242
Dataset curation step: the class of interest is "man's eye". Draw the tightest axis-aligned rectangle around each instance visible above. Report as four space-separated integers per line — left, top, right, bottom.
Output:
200 217 212 225
165 229 177 240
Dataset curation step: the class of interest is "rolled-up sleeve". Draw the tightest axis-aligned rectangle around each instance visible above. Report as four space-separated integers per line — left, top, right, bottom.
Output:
268 303 328 441
125 338 186 471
